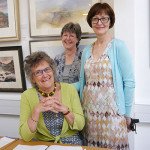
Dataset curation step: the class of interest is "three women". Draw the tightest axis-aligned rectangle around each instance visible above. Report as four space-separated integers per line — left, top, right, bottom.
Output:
20 2 135 150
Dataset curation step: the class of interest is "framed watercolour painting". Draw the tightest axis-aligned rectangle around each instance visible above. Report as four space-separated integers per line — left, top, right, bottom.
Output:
29 38 96 58
0 0 20 42
29 0 100 37
30 39 64 58
0 46 26 92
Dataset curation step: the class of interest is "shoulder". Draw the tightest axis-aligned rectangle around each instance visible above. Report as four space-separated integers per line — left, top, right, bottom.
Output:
60 82 76 91
54 53 65 66
82 44 92 57
112 38 132 59
76 47 83 60
21 88 36 97
54 52 65 61
112 38 127 48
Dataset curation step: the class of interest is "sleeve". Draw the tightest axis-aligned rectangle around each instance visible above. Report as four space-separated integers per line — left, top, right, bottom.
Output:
19 92 36 141
67 84 85 130
117 41 135 116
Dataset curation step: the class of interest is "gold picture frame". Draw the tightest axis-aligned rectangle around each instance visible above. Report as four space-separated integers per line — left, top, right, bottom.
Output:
29 0 100 37
0 0 20 42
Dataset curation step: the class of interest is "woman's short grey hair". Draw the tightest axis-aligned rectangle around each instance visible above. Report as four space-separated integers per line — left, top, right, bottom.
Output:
24 51 56 87
61 22 82 47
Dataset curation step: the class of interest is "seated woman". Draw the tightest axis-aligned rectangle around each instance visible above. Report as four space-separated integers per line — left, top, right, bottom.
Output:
19 51 85 145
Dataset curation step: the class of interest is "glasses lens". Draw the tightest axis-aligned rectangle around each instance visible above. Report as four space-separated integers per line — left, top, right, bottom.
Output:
44 67 52 73
92 18 99 24
33 67 52 77
92 17 109 24
33 70 43 77
101 17 109 23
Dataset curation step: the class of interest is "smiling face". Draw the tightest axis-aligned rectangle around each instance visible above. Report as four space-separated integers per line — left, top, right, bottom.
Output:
31 60 54 92
61 31 78 51
91 13 110 36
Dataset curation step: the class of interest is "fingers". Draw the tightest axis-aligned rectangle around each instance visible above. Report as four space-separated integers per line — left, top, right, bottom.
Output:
39 97 68 114
44 106 58 113
39 97 61 113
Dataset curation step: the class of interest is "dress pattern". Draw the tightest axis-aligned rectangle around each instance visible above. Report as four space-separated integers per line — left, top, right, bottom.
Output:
82 42 129 150
42 111 82 145
37 93 82 145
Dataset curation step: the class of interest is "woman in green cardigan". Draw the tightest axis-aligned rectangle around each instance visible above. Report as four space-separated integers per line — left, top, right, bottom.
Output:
19 51 85 145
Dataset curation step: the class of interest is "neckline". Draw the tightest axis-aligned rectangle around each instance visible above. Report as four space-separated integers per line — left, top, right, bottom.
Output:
64 49 77 65
38 82 57 97
91 38 114 62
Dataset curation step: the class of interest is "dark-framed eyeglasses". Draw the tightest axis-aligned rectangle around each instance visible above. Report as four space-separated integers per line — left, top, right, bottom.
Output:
91 17 110 24
33 67 52 77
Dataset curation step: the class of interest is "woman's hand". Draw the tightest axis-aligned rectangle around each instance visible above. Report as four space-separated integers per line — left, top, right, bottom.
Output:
53 100 69 114
34 97 75 126
38 97 60 113
125 116 131 132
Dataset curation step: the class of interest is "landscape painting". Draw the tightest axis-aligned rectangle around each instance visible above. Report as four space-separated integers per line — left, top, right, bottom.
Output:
0 0 20 41
0 56 16 82
29 0 99 37
0 0 9 28
0 46 26 92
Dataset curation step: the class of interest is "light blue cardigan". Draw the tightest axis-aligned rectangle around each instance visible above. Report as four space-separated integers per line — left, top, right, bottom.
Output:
74 38 135 117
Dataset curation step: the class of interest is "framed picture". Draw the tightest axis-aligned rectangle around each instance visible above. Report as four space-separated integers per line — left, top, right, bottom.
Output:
29 0 100 37
0 46 26 92
0 0 20 42
29 37 96 58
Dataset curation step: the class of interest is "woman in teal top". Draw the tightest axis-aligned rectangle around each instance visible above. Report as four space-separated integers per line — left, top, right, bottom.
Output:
19 51 85 144
74 2 135 149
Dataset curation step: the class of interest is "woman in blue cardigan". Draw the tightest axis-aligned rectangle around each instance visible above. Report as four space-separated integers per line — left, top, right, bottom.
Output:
74 2 135 150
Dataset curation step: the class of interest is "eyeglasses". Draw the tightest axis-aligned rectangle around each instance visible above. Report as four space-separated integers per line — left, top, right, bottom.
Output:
33 67 52 77
91 17 110 24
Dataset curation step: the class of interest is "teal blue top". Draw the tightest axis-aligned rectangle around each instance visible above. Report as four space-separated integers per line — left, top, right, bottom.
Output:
74 38 135 117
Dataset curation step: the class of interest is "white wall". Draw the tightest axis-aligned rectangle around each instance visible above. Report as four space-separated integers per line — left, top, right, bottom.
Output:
135 124 150 150
0 0 150 149
114 0 135 56
0 115 19 138
134 0 150 149
134 0 150 105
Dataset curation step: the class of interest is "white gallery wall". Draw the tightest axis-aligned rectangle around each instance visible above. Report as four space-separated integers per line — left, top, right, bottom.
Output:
134 0 150 149
0 0 150 149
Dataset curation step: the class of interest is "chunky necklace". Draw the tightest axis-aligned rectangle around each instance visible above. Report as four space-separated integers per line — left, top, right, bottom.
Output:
38 82 57 97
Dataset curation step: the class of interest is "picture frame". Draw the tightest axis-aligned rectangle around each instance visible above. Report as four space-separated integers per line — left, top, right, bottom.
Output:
28 0 100 37
29 37 96 58
0 0 20 42
0 46 26 92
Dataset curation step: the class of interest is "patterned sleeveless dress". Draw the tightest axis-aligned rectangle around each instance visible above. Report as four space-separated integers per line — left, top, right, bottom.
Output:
82 42 129 150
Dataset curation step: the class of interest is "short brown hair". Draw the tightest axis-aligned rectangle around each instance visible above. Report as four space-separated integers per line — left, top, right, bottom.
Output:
61 22 82 47
24 51 56 87
87 3 115 29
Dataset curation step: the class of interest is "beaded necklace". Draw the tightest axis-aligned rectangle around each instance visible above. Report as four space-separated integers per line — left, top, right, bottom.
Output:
38 82 56 97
